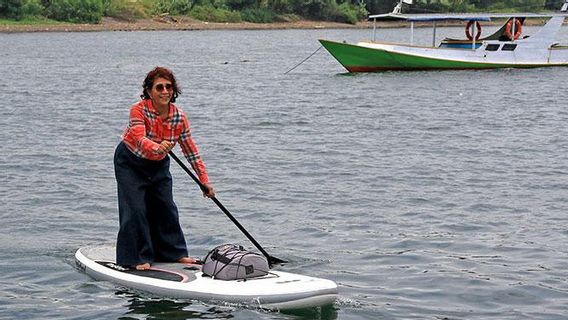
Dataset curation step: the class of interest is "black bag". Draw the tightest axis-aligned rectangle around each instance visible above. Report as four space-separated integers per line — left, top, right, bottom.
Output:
202 244 269 280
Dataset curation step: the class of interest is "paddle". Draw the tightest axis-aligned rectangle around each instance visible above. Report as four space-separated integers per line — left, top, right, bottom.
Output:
168 151 287 267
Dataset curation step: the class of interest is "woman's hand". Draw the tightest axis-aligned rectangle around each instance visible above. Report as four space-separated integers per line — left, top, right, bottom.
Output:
201 183 215 198
157 140 174 155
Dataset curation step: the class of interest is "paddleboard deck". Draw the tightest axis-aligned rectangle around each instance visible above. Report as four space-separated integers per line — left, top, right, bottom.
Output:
75 244 338 310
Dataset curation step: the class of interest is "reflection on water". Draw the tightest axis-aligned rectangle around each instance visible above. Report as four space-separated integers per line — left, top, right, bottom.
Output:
117 290 236 320
281 305 338 320
115 289 338 320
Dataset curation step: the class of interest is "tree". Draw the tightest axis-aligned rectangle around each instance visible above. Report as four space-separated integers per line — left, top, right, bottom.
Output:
46 0 104 23
365 0 398 14
545 0 563 9
0 0 23 18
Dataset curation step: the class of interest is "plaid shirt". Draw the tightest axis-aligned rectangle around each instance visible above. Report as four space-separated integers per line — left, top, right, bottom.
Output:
122 99 209 184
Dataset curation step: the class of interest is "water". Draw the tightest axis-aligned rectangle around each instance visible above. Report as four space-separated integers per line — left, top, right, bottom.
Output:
1 25 568 319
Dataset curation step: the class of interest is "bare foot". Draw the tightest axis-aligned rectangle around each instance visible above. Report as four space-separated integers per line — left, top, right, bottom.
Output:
135 263 151 270
178 257 199 264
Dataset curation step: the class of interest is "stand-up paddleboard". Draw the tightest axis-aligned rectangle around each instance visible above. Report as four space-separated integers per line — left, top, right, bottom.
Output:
75 244 338 310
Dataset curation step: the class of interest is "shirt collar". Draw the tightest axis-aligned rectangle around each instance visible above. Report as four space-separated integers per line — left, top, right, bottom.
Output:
146 99 173 120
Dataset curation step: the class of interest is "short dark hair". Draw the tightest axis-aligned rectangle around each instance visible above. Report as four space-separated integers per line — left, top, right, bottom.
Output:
140 67 181 103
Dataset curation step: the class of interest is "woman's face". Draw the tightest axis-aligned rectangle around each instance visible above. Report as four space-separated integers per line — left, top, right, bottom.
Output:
148 77 173 108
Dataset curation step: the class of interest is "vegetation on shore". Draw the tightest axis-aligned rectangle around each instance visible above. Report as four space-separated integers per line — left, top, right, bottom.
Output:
0 0 564 27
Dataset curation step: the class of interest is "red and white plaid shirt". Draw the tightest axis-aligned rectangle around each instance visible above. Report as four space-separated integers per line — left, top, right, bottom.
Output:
122 99 209 184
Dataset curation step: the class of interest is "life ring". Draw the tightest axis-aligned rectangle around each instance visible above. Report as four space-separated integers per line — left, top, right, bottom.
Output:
465 20 482 41
504 18 522 40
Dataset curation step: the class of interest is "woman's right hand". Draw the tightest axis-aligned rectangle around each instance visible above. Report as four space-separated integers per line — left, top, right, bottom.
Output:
157 140 174 155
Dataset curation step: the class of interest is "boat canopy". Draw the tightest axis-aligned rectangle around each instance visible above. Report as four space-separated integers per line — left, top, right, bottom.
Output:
369 12 568 21
369 13 489 21
369 0 568 21
406 16 490 22
369 12 568 22
368 11 568 45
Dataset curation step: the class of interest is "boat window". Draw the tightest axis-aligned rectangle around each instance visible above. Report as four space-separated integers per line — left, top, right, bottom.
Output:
485 44 500 51
502 44 517 51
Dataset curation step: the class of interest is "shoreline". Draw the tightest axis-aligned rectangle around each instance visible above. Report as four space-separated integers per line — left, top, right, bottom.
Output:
0 17 380 33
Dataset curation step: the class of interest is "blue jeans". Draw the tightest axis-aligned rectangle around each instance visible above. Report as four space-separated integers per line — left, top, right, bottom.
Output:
114 142 188 267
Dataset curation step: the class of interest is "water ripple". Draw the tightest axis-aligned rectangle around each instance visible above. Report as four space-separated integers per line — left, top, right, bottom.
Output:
2 28 568 319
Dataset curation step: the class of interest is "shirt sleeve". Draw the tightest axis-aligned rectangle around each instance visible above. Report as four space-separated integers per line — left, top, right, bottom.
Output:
178 115 209 184
124 105 161 155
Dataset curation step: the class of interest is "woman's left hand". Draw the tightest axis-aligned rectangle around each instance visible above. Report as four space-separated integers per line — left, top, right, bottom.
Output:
202 183 215 198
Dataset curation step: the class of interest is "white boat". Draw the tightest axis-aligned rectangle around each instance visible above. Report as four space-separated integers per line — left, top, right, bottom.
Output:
75 244 338 310
319 0 568 72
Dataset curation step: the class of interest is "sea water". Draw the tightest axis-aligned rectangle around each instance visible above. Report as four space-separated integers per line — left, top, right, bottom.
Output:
1 26 568 319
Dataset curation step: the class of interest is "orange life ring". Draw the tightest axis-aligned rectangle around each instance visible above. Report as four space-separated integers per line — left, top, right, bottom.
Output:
504 18 522 40
465 20 482 41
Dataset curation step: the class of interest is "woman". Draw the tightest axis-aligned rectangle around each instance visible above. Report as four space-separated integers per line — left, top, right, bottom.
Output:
114 66 215 270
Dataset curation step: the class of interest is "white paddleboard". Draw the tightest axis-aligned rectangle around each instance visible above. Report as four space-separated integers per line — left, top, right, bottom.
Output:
75 244 338 310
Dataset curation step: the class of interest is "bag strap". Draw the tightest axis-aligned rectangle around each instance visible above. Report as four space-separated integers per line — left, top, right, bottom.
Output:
211 250 233 265
209 248 241 278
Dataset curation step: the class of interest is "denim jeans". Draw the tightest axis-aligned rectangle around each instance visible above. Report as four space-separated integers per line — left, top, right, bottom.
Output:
114 141 188 267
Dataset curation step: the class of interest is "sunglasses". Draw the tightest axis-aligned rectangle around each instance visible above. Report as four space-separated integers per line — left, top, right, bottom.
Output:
153 83 173 92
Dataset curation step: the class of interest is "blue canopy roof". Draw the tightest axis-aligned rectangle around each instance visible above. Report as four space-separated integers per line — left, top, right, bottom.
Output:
368 12 568 21
406 15 491 22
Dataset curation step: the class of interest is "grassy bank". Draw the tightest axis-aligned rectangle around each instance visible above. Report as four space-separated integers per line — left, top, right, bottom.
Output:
0 16 376 33
0 17 64 26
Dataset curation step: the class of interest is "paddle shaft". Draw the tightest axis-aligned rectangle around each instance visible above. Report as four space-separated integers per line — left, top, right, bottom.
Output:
168 151 286 266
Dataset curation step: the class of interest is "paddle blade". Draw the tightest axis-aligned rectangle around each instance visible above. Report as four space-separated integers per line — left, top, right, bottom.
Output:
268 256 287 268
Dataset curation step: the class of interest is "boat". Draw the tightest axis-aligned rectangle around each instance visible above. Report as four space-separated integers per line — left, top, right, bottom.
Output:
319 0 568 72
75 244 338 310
